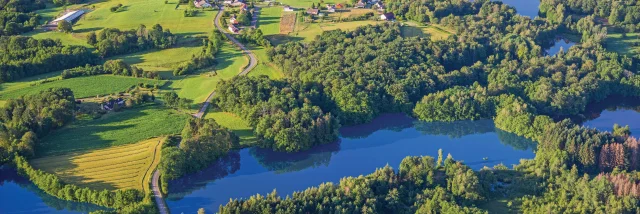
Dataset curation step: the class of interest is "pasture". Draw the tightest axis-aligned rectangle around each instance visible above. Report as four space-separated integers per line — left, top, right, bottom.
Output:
31 0 216 45
248 45 285 79
294 20 380 42
163 43 248 109
31 138 164 192
205 110 257 146
37 104 187 157
257 6 283 35
606 32 640 56
29 0 217 74
0 75 163 101
401 22 454 41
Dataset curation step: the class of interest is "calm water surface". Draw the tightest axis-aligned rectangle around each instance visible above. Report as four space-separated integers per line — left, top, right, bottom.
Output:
166 114 536 213
498 0 541 18
581 97 640 136
547 39 576 56
0 166 104 214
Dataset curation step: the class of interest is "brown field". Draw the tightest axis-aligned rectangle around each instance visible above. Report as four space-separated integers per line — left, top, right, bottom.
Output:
31 138 164 192
280 13 297 34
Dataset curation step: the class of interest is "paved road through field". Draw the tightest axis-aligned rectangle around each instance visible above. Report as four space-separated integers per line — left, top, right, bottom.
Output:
193 6 258 118
152 170 169 214
152 6 259 213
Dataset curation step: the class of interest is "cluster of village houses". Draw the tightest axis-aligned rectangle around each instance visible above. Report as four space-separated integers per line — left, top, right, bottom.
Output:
283 0 395 22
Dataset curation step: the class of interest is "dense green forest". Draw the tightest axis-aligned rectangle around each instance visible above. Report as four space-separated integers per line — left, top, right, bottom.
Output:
61 59 159 79
88 24 177 57
213 0 640 212
157 118 239 193
0 36 98 82
0 0 44 36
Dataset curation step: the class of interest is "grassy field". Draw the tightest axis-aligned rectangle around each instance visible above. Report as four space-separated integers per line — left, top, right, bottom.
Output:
247 45 285 79
205 110 257 146
163 43 248 109
0 75 164 101
606 32 640 56
31 138 163 192
401 22 454 41
28 0 217 73
114 40 205 73
37 104 187 157
257 6 282 35
31 0 216 45
295 20 379 42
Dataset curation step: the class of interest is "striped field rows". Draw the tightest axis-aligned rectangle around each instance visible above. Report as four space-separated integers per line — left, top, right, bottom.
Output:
31 138 164 193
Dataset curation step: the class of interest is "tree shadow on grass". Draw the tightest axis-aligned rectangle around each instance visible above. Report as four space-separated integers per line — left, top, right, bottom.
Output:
215 47 245 72
36 106 153 157
73 27 104 34
265 34 303 45
255 16 279 27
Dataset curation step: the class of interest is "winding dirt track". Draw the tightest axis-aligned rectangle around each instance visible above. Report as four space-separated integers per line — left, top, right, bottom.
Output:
152 6 258 214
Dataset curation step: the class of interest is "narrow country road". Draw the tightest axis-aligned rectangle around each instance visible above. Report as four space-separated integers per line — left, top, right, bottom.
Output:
152 170 169 214
152 6 260 213
193 6 258 118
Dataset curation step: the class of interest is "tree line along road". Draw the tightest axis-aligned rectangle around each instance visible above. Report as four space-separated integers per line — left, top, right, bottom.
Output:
153 6 258 214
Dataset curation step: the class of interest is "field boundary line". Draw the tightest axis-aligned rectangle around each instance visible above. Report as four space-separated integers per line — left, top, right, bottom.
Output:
142 140 162 192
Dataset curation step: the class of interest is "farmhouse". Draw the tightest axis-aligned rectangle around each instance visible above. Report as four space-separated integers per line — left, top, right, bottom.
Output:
380 12 394 20
283 5 294 12
306 8 319 15
228 24 239 33
194 0 212 8
50 10 85 25
326 4 336 13
374 2 385 11
230 15 239 24
355 0 366 8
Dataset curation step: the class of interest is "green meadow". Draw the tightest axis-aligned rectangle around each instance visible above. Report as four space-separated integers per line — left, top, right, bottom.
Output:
606 32 640 56
164 43 248 108
37 104 187 157
0 75 163 101
400 22 454 41
205 110 257 146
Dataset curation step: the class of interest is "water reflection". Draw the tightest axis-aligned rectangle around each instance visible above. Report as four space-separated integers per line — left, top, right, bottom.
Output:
547 38 576 56
580 96 640 135
497 0 541 18
166 114 536 213
0 166 105 214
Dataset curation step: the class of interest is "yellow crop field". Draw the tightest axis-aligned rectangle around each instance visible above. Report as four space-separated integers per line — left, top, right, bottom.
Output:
30 138 164 193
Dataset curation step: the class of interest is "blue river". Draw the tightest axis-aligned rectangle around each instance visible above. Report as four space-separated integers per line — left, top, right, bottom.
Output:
165 114 536 213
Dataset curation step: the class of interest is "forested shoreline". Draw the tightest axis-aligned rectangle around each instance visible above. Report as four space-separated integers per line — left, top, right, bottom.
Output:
1 0 640 213
213 0 640 212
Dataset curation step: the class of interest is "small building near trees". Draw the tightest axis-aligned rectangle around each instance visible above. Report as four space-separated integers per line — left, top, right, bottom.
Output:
380 12 395 20
306 8 319 15
50 10 85 26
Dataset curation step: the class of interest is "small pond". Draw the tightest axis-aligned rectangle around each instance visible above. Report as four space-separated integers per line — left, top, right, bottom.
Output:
165 114 536 213
0 165 104 214
547 39 577 56
498 0 541 18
